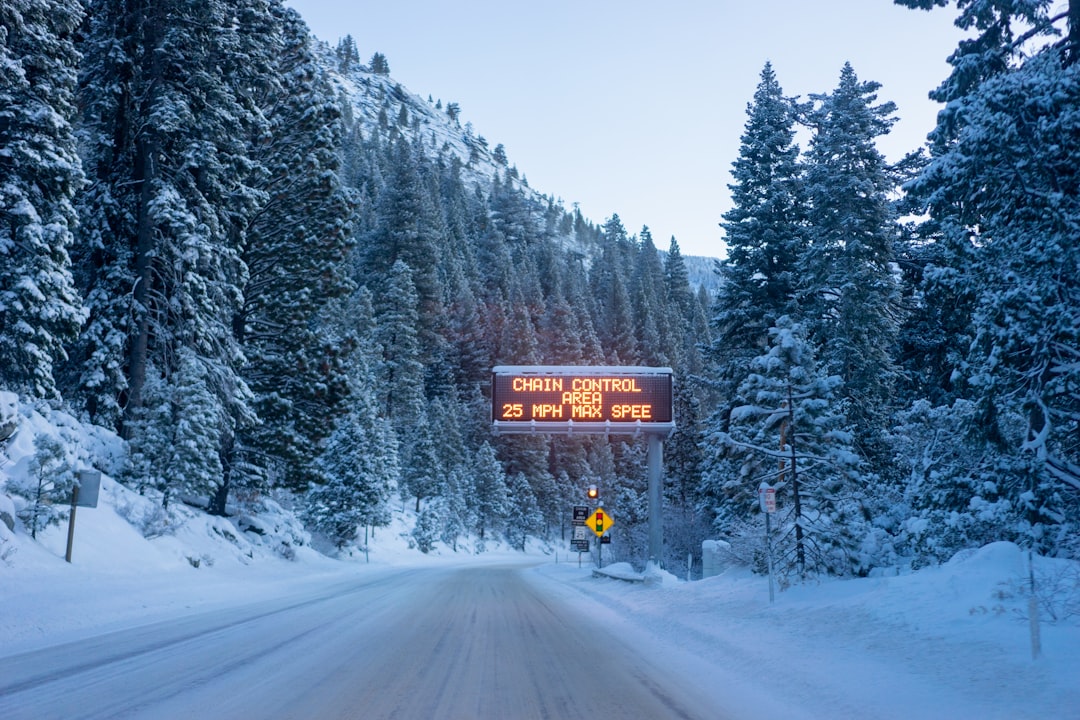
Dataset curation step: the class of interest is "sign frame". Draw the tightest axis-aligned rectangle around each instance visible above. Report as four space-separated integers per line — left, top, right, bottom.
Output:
491 365 675 437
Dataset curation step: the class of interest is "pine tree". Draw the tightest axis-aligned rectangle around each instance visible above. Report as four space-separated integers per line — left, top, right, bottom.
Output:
13 434 74 538
896 1 1080 555
700 63 806 537
69 0 270 504
364 138 444 337
471 442 509 545
711 62 807 395
0 0 86 400
890 399 1012 565
498 294 541 364
335 35 359 73
412 500 442 553
504 472 543 551
369 52 390 75
630 227 667 366
538 289 586 365
799 63 903 466
590 215 639 364
714 316 864 577
126 349 226 509
230 5 355 501
372 260 426 427
440 466 472 551
401 411 442 513
308 401 399 550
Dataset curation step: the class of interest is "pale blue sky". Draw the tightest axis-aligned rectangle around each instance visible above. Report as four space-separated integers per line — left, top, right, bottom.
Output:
286 1 966 257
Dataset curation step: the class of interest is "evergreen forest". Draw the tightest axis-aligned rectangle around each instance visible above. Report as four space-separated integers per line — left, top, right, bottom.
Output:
2 0 1077 579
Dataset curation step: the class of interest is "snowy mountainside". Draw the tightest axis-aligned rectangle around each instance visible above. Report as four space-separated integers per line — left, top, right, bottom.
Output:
314 41 724 267
318 42 554 215
682 253 721 294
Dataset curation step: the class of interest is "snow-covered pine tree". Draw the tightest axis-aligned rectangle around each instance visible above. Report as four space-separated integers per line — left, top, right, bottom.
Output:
799 63 903 471
701 62 807 537
504 472 543 551
0 0 86 400
711 62 807 389
498 290 541 364
307 287 399 544
230 5 355 502
363 137 445 352
539 289 587 365
125 349 225 509
411 501 444 553
65 0 142 426
308 401 399 551
895 0 1080 555
401 410 442 514
629 227 667 366
439 466 472 551
663 237 708 375
12 433 74 538
70 0 267 504
372 259 426 428
716 316 864 577
471 441 509 546
590 215 639 365
890 399 1016 565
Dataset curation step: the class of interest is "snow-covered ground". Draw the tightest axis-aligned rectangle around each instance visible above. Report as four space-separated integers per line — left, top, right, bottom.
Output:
2 400 1078 719
535 547 1079 720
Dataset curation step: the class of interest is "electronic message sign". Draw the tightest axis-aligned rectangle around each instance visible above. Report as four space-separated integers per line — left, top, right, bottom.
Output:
491 366 674 436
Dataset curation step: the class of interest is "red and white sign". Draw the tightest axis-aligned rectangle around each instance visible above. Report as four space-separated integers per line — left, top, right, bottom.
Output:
758 485 776 514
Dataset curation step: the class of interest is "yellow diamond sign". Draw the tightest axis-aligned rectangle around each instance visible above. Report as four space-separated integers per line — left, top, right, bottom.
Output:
586 508 614 537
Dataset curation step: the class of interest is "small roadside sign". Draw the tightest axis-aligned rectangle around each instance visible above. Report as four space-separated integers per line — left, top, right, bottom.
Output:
572 537 590 552
758 484 776 514
586 508 614 537
572 505 589 525
75 470 101 508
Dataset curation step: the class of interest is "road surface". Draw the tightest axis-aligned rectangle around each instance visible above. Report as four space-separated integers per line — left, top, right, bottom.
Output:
0 564 722 719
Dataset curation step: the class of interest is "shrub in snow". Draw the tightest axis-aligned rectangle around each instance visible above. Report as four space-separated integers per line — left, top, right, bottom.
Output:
10 433 74 538
114 495 174 539
412 502 442 553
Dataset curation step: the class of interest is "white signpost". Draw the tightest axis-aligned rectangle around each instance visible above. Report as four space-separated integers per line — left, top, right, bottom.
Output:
759 482 777 604
66 469 101 563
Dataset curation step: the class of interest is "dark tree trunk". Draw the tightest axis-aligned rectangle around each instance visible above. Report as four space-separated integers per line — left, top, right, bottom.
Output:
121 4 164 438
1069 0 1080 65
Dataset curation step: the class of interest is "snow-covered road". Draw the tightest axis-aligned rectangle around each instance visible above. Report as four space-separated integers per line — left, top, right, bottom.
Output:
0 564 722 720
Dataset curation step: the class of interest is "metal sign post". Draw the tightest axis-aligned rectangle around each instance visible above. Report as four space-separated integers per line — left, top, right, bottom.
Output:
571 505 589 564
759 483 776 603
647 433 663 570
586 508 614 568
66 470 101 563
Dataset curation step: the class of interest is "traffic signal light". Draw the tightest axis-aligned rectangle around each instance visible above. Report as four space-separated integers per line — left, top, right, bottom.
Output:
586 485 599 500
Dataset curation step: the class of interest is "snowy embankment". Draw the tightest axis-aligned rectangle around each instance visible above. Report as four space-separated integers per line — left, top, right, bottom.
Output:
2 399 1079 719
532 546 1080 720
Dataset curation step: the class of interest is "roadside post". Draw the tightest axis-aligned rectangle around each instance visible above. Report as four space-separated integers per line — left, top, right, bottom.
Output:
586 507 614 568
758 482 776 603
66 469 101 563
572 505 590 567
